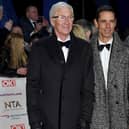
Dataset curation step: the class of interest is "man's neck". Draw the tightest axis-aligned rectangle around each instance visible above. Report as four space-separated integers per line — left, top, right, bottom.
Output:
99 36 113 43
57 34 70 42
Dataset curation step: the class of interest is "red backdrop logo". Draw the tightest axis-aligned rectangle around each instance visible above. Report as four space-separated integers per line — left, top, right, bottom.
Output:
2 80 16 87
10 124 25 129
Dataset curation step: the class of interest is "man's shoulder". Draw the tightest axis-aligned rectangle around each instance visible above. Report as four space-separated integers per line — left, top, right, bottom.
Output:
115 37 129 58
19 17 31 25
121 42 129 54
20 16 29 22
71 34 90 47
32 36 55 47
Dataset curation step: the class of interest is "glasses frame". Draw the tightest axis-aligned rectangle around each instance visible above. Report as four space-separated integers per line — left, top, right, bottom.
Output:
52 15 74 21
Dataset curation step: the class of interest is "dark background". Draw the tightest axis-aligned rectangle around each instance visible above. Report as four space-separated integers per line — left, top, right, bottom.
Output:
12 0 43 17
12 0 129 40
12 0 96 21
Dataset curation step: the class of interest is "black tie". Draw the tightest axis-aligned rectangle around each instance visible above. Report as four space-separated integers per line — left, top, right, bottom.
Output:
32 22 36 28
57 40 72 48
98 44 111 51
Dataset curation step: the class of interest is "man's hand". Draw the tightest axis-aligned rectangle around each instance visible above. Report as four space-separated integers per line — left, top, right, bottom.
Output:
4 19 13 31
17 67 27 75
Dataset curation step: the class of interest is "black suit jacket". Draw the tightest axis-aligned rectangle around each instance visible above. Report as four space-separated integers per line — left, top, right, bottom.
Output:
20 17 34 42
26 34 95 129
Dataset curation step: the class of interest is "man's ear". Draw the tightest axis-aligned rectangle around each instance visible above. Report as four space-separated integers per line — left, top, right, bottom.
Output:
94 19 98 28
50 18 55 27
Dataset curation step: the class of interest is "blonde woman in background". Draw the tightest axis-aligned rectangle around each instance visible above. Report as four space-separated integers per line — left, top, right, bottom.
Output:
0 33 28 77
75 19 94 42
72 24 87 41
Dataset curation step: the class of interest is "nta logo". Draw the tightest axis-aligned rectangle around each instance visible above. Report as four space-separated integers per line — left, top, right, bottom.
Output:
4 100 22 109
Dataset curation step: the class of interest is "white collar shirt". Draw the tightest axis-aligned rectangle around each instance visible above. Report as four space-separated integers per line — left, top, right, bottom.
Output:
99 38 113 89
30 19 36 28
57 35 71 62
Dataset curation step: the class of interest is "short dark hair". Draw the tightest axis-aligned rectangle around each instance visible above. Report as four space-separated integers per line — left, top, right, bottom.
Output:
96 5 116 21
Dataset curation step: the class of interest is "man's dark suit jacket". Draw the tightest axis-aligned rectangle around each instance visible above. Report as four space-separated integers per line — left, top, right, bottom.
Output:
26 34 95 129
19 17 34 42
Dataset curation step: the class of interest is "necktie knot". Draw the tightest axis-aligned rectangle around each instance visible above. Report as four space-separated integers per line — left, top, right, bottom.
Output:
98 44 111 51
58 40 71 48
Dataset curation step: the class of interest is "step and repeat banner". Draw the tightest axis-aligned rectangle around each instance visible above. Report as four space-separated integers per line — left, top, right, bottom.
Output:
0 77 30 129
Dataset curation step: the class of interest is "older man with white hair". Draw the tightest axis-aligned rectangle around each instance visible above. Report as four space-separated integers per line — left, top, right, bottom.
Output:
26 2 95 129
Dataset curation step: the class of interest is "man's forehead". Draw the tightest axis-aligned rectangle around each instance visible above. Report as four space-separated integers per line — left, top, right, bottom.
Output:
99 11 115 16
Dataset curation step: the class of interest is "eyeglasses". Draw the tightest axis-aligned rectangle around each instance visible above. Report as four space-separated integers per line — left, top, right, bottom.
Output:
52 15 74 21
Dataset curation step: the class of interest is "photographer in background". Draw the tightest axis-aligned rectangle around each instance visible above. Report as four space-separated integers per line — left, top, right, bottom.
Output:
19 5 38 42
23 16 50 55
30 16 50 38
20 5 49 43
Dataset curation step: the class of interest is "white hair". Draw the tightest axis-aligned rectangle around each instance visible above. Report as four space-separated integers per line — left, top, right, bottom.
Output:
49 2 74 19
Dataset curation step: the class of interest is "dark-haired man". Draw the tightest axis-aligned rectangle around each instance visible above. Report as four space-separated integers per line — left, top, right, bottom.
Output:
90 5 129 129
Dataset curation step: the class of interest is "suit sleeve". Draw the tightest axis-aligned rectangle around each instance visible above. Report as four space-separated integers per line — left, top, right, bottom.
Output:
26 43 43 129
80 44 95 126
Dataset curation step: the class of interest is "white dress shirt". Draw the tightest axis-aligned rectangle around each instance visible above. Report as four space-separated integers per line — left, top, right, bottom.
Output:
99 38 113 89
30 19 36 28
57 35 70 62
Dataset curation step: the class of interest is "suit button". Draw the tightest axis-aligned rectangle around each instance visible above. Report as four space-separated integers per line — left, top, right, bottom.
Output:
114 85 117 88
116 101 119 104
40 90 44 94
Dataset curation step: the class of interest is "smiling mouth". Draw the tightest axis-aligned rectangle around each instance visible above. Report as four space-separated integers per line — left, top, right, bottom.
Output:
104 30 111 33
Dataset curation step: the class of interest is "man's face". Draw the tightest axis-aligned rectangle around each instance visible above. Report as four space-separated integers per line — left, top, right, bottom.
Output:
51 7 74 39
27 7 38 21
95 11 116 42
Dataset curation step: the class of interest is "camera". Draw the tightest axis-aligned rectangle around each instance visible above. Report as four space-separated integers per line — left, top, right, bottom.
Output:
37 17 43 23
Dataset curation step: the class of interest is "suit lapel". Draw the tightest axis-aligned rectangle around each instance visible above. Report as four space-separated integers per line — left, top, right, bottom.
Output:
107 34 123 84
92 39 105 85
45 35 65 64
66 37 80 65
91 38 108 107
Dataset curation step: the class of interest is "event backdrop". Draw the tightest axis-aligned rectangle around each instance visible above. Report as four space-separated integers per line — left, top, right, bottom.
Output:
0 0 17 28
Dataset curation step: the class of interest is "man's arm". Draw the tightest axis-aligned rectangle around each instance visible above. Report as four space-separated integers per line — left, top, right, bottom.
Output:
26 43 42 129
80 44 95 129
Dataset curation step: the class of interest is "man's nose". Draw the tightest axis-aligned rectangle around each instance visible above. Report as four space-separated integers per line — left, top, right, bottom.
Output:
106 22 111 28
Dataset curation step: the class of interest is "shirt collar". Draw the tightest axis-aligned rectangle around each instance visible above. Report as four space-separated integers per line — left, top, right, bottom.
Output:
30 19 36 23
57 35 71 42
